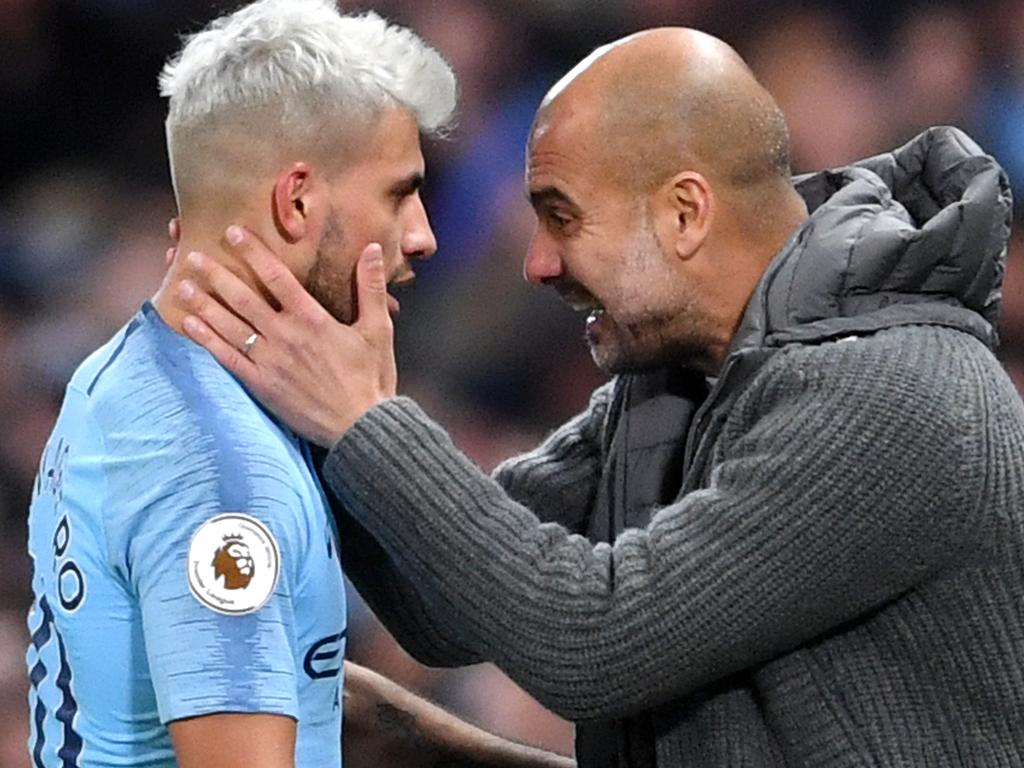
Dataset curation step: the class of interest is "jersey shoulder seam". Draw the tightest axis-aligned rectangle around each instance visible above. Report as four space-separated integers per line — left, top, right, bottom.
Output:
84 314 145 397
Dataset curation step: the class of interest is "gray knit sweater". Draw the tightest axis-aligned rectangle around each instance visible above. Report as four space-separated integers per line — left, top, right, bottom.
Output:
325 127 1024 766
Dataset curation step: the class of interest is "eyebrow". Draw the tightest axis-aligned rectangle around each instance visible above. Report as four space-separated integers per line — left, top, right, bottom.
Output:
528 186 582 215
391 172 424 197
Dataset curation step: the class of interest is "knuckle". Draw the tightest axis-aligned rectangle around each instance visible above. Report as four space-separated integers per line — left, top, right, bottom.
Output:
187 289 209 313
306 309 328 331
264 262 289 289
226 349 246 372
232 289 255 315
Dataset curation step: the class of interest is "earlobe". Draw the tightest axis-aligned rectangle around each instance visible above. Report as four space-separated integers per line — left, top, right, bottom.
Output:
271 162 314 244
670 171 713 260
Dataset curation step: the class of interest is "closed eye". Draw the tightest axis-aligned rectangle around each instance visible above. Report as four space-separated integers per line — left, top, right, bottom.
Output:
529 186 582 234
391 173 424 206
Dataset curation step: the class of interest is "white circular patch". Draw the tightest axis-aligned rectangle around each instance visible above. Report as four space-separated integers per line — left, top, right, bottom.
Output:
187 513 280 615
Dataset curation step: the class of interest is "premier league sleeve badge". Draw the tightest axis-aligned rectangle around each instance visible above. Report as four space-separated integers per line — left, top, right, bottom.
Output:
187 513 281 615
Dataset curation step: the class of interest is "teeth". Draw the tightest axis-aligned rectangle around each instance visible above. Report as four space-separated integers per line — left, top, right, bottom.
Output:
557 287 601 313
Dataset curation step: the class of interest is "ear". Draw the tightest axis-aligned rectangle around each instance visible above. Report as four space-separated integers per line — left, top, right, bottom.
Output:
271 162 317 244
666 171 714 260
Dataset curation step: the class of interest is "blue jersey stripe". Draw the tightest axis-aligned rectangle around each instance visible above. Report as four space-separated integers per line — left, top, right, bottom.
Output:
29 596 54 768
29 596 53 661
31 685 47 768
29 595 84 767
55 632 83 767
32 698 46 768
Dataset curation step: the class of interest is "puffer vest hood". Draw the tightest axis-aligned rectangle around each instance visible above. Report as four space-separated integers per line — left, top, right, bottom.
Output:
740 124 1011 352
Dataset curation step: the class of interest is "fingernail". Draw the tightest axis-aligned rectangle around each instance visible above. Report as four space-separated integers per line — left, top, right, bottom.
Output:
187 251 203 268
226 226 244 245
177 279 196 301
183 315 202 336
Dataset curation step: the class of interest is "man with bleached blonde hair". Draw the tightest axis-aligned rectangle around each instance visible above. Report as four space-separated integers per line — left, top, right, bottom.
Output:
27 2 575 767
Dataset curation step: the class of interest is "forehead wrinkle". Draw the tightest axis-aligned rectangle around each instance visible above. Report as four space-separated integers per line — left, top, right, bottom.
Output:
527 123 599 187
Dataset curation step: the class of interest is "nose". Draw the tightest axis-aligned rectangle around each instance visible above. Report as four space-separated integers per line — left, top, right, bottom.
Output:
523 226 564 285
401 195 438 262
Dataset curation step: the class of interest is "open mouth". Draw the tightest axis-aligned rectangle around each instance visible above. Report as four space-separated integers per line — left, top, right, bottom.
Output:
387 274 416 317
555 282 603 315
567 297 603 314
575 301 606 333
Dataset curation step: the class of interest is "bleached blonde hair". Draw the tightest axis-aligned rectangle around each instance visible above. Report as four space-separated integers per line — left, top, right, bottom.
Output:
160 0 457 136
159 0 456 212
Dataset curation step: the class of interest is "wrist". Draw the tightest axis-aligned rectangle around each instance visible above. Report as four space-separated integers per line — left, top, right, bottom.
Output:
326 395 389 447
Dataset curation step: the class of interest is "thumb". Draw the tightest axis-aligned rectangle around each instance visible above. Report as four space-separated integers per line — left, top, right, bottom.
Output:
353 243 391 338
166 217 182 266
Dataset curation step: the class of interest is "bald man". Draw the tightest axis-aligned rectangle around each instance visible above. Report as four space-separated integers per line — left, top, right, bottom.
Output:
177 28 1024 767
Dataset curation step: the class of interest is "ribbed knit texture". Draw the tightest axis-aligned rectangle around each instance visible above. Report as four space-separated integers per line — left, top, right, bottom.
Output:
324 127 1024 766
327 326 1024 766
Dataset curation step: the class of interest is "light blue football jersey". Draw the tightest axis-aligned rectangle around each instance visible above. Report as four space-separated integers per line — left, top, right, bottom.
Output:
26 302 347 767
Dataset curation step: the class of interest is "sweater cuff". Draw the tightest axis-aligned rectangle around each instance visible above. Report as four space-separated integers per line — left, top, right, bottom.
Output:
326 395 438 479
322 396 472 542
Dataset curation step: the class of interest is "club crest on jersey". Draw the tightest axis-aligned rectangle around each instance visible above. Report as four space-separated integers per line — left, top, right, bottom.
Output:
187 513 280 615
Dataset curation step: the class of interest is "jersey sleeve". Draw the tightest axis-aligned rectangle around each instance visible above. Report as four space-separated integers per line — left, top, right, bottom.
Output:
103 414 310 725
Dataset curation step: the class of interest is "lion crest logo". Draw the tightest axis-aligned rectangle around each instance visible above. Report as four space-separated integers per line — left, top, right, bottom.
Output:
188 513 280 615
212 535 255 590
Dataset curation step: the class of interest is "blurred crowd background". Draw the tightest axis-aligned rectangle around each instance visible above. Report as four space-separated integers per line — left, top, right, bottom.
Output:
2 0 1023 763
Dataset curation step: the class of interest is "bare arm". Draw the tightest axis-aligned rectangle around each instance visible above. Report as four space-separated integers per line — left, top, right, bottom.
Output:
169 713 296 768
343 662 574 768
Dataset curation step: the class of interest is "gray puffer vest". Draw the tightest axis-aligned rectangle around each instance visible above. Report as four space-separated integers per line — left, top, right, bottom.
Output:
576 125 1013 767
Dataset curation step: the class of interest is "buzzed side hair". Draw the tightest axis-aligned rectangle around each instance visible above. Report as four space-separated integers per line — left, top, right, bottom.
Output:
160 0 457 210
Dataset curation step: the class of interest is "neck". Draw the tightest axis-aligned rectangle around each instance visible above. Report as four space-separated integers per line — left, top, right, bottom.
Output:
152 230 252 336
706 191 809 373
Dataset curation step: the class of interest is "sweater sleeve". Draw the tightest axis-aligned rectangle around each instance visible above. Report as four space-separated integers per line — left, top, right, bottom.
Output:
333 501 483 668
322 330 988 722
490 381 614 533
330 382 611 667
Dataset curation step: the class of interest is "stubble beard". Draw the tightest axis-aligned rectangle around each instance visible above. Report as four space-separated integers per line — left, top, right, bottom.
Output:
305 209 354 324
588 221 707 375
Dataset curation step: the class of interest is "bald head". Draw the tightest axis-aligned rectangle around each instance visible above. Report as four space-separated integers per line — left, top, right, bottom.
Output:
523 29 808 376
532 29 792 200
